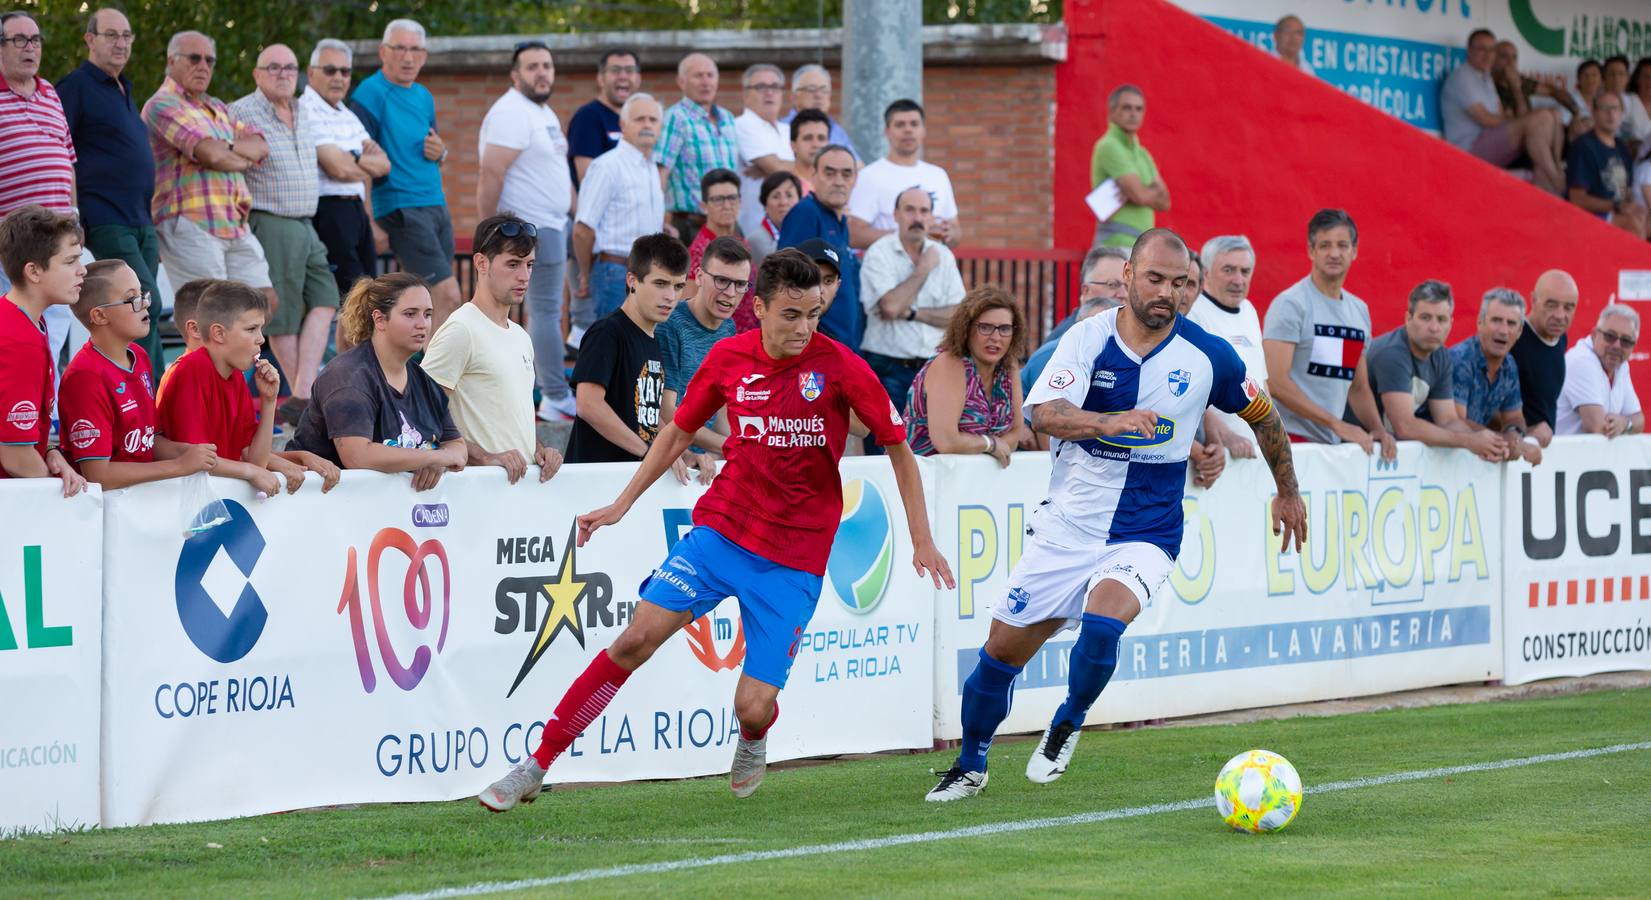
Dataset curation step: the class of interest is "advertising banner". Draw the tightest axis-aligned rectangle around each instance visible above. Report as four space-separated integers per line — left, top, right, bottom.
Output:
1502 435 1651 685
1173 1 1650 132
932 444 1503 740
100 461 933 827
0 483 102 833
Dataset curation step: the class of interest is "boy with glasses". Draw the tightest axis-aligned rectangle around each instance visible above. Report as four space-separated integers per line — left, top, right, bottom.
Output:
687 168 754 324
58 260 218 487
659 236 748 462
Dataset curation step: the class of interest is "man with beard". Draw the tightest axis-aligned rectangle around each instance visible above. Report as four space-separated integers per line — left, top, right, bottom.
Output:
421 215 563 484
478 41 576 422
927 229 1306 801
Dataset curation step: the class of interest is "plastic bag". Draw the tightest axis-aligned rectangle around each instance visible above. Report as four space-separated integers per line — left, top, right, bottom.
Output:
180 472 232 537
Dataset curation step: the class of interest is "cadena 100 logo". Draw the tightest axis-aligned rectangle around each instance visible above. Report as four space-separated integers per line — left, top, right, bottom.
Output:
827 479 893 615
337 528 451 693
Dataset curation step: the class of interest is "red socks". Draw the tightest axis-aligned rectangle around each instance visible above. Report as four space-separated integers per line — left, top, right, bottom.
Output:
530 650 632 769
740 700 779 741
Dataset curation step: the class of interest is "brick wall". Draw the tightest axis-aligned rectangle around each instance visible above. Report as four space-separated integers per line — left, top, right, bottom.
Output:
419 62 1054 249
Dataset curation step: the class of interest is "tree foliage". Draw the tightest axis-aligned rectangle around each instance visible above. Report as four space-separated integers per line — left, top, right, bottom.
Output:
14 0 1058 100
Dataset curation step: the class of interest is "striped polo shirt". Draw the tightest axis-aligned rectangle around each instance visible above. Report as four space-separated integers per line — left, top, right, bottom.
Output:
0 73 76 214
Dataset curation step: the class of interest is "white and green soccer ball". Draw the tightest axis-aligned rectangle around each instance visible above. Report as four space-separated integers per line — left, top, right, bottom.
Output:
1214 749 1302 834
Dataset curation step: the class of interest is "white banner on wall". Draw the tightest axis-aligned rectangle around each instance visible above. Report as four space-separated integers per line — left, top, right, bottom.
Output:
932 444 1503 740
0 483 102 833
100 460 934 827
1171 1 1650 131
1502 435 1651 685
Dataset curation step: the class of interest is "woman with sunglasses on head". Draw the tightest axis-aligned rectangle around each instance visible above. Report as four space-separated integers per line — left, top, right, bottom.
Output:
904 285 1027 467
287 271 466 492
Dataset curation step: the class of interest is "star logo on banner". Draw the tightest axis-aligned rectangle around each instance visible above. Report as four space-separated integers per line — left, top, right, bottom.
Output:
507 524 589 697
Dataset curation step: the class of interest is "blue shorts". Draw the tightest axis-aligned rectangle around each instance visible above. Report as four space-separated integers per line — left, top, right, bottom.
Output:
639 526 823 689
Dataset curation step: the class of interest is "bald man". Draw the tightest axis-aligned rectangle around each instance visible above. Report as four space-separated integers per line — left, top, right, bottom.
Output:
656 52 740 238
1508 269 1578 446
231 43 340 421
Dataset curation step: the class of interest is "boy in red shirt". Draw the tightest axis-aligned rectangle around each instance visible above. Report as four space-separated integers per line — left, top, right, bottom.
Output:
155 277 224 403
479 249 955 811
156 281 282 497
58 260 218 487
0 205 86 496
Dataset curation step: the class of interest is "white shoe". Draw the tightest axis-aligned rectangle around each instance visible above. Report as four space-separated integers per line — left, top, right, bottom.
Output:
730 735 767 798
478 759 547 812
566 325 586 350
537 394 576 422
925 766 988 802
1025 721 1080 784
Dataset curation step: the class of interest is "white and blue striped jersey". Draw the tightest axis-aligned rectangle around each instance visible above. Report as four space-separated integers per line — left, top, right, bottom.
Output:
1024 308 1270 558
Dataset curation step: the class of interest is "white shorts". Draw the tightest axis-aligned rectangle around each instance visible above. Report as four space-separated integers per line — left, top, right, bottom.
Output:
993 505 1174 631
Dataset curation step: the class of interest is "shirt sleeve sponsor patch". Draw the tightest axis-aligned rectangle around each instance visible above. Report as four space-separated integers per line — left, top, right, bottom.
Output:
1047 369 1076 390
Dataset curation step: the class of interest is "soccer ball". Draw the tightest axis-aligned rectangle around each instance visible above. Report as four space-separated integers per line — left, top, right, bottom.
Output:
1214 749 1302 833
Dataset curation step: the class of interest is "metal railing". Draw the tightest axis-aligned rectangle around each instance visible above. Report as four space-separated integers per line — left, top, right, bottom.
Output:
380 242 1083 353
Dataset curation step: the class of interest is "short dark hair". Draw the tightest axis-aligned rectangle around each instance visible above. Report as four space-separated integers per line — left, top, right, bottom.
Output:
1577 59 1603 80
1605 54 1630 71
1307 208 1359 246
815 143 855 169
755 248 820 302
597 47 639 71
1128 228 1189 267
71 259 132 327
1467 28 1495 47
196 281 268 334
172 278 230 337
882 98 924 126
702 236 751 271
1407 279 1454 312
789 108 830 143
511 40 549 70
1632 58 1651 93
472 214 537 262
700 167 739 201
627 233 690 280
759 170 803 208
0 205 84 285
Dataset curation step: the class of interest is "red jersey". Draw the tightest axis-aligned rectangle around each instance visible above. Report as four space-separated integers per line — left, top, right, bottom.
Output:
58 342 159 466
675 330 907 575
0 297 54 477
156 347 257 461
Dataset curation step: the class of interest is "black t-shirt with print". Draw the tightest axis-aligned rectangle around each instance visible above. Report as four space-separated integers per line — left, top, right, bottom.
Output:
566 309 664 464
289 342 460 467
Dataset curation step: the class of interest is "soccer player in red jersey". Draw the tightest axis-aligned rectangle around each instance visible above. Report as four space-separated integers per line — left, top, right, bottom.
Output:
0 205 86 496
480 249 956 811
156 281 283 497
58 260 219 487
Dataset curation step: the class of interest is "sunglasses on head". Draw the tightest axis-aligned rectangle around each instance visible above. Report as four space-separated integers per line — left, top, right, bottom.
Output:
487 221 538 243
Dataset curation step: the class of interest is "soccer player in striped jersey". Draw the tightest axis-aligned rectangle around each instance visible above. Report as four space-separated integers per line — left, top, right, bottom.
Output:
927 229 1307 801
481 249 954 811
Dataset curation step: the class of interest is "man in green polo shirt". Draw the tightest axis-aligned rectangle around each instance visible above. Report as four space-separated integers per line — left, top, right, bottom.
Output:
1090 84 1169 248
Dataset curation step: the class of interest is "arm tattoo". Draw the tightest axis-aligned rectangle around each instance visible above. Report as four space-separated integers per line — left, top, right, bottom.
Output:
1249 403 1300 497
1031 399 1106 440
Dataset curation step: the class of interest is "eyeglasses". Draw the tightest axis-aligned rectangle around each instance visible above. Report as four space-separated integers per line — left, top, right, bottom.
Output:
315 65 351 78
603 64 639 76
257 63 299 75
1596 328 1638 349
1084 279 1126 292
795 85 829 95
486 220 538 243
93 292 151 313
2 34 43 49
747 83 785 93
175 52 216 67
704 194 741 206
93 30 135 43
974 322 1015 338
708 274 750 294
383 44 427 56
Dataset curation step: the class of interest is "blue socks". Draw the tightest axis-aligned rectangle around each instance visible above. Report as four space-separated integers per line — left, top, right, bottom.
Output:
957 649 1023 773
1052 613 1128 729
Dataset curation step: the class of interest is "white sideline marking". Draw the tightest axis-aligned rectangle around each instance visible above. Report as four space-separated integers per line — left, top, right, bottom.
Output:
380 741 1651 899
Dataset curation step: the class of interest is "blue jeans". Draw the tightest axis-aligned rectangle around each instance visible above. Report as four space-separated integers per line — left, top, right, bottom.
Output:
526 226 569 402
591 259 629 320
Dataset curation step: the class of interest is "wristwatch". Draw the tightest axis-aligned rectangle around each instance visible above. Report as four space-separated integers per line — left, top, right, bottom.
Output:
905 307 917 322
349 148 362 162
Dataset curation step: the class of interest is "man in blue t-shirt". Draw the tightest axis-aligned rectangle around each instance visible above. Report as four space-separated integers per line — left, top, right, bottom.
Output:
1566 92 1647 238
349 18 461 328
777 144 861 348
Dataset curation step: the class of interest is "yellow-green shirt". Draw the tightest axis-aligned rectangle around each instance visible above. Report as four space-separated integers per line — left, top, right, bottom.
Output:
1090 122 1159 248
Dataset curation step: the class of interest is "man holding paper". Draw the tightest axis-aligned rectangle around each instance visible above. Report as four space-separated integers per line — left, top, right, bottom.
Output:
1090 84 1168 248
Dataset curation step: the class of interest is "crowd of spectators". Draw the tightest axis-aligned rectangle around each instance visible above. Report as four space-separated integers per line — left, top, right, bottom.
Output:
0 8 1641 500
